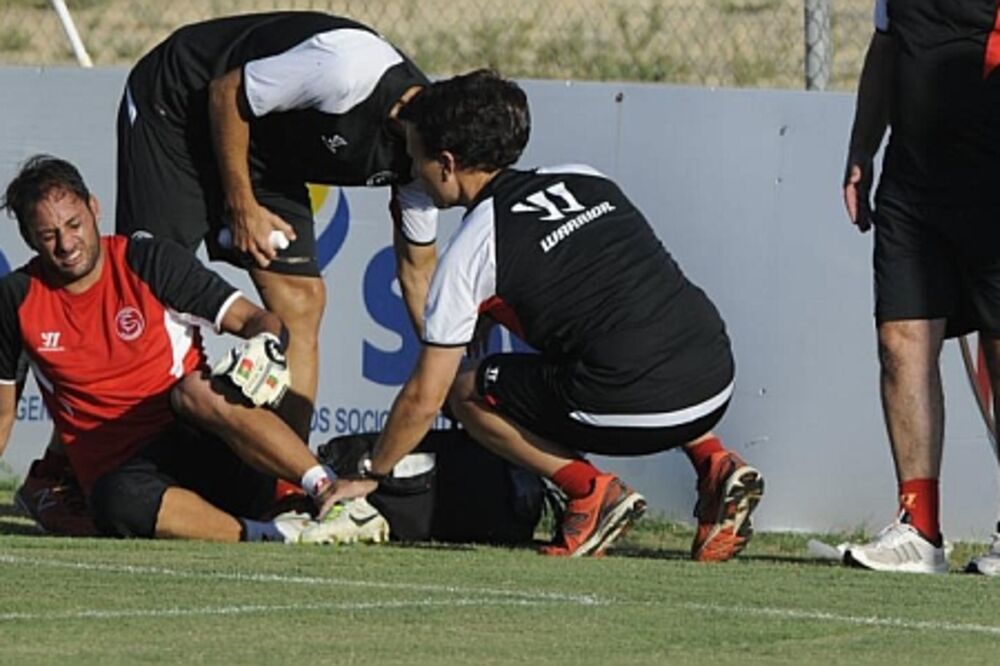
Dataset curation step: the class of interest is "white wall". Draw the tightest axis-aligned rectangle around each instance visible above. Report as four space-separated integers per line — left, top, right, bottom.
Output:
1 68 997 538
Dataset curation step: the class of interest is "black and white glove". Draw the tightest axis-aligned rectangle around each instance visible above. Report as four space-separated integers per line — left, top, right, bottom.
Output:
212 332 290 408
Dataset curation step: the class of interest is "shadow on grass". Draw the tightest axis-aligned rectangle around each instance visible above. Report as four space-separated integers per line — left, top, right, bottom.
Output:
0 500 44 536
608 544 845 567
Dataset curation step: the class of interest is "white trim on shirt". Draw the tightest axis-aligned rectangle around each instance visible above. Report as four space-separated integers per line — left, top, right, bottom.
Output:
422 199 497 346
244 28 403 117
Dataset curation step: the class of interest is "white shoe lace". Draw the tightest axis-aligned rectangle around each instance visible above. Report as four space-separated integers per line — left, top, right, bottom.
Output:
868 521 914 549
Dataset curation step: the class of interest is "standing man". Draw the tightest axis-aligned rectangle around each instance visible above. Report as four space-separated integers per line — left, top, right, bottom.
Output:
842 0 1000 574
325 70 764 560
117 12 439 438
0 155 379 543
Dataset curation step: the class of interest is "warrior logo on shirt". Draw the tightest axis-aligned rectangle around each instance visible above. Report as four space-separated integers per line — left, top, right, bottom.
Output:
38 331 64 353
115 306 145 341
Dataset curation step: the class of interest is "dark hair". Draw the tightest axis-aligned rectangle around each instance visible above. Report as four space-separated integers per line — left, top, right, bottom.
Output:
2 154 91 244
398 69 530 171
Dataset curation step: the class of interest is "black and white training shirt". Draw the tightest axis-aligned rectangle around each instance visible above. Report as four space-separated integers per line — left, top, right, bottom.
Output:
423 166 734 418
875 0 1000 204
126 12 431 212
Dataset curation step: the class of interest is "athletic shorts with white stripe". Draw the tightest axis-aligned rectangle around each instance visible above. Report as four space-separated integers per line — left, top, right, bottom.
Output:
475 353 731 455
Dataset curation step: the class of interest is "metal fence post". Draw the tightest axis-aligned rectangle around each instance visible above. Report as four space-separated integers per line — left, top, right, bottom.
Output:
50 0 92 67
804 0 831 90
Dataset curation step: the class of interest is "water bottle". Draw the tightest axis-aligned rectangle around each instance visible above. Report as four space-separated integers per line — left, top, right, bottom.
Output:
217 227 290 251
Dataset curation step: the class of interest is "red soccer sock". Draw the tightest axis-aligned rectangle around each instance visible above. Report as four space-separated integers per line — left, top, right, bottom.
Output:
683 436 725 479
899 478 941 545
551 460 601 499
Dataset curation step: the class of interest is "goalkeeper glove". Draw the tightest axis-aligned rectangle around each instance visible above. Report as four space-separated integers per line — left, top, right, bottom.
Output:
212 331 290 408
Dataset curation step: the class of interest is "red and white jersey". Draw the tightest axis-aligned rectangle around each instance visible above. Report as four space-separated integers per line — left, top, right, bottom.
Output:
0 235 240 491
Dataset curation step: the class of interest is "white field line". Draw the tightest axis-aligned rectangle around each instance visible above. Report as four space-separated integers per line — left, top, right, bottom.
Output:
683 602 1000 637
3 554 999 636
0 554 603 605
0 598 557 623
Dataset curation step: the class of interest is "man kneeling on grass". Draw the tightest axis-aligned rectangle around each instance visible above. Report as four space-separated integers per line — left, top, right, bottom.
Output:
0 155 384 544
323 70 764 560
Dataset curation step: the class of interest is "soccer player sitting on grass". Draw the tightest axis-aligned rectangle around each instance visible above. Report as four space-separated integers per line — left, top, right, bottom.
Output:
323 70 765 560
0 155 384 543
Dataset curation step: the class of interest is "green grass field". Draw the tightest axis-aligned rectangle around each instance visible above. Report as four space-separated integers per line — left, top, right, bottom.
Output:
2 490 998 665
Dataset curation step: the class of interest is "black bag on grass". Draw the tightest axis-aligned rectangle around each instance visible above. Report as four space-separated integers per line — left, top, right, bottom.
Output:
317 429 546 545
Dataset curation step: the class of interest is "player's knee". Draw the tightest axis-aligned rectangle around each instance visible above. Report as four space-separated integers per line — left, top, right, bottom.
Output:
270 279 326 334
877 322 932 373
89 472 163 538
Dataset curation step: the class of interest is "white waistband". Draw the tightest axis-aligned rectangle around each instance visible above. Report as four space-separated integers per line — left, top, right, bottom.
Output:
568 380 734 428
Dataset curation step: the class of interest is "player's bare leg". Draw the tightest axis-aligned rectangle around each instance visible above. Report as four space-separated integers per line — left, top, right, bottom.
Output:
964 334 1000 574
877 318 947 482
153 486 310 543
171 371 318 483
978 335 1000 447
154 487 242 541
843 318 950 574
447 367 571 477
249 269 326 440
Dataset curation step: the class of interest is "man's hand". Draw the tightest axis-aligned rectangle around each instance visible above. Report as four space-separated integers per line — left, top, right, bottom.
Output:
212 332 290 407
843 160 874 233
315 478 379 519
226 201 296 268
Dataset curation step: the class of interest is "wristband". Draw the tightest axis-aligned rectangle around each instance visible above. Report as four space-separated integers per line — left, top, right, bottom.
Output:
301 464 335 498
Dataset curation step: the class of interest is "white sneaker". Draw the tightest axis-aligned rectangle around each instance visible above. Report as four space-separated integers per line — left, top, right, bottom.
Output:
299 498 390 545
965 526 1000 575
844 520 948 574
272 510 313 543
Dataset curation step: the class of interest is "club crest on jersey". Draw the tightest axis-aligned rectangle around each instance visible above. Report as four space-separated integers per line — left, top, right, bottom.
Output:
115 306 145 341
322 133 349 155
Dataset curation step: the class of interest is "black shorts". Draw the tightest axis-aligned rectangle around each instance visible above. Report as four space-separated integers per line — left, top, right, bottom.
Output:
874 190 1000 338
115 88 320 277
475 354 731 456
88 421 276 538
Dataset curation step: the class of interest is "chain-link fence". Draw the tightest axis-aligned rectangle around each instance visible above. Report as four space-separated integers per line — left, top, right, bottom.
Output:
0 0 874 89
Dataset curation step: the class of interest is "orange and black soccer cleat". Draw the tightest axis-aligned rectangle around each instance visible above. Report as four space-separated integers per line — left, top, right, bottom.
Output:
541 474 646 558
691 451 764 562
14 458 99 537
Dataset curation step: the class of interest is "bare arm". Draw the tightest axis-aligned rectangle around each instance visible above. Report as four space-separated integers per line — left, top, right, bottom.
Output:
323 345 464 502
369 346 464 474
218 295 285 342
208 69 295 267
393 226 436 338
0 383 16 459
843 31 895 232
